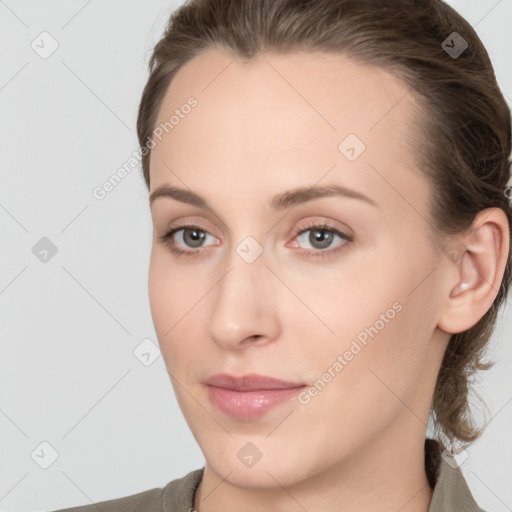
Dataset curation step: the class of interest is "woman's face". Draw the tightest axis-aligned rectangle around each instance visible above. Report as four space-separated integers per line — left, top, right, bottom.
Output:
148 48 451 487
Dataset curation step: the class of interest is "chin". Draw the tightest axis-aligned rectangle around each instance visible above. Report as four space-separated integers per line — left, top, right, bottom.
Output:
208 457 304 489
202 437 314 489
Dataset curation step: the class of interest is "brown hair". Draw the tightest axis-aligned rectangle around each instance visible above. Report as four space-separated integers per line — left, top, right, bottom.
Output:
137 0 512 448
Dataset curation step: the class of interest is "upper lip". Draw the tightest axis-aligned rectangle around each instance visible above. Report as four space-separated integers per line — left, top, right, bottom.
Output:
205 373 306 391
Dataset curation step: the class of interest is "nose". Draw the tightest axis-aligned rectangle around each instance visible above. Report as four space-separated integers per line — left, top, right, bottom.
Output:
207 246 281 350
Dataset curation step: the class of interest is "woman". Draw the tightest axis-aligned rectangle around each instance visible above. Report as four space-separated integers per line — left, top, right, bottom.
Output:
54 0 511 510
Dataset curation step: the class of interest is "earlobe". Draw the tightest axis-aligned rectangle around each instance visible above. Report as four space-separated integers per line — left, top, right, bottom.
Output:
438 208 509 334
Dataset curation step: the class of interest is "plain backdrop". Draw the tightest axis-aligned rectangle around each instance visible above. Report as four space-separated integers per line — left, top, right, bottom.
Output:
0 1 511 511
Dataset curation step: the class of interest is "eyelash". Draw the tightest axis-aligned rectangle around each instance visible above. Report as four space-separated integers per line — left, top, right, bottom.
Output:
157 221 353 260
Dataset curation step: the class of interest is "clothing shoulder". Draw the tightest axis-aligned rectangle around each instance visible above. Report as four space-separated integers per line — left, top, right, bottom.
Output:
48 486 161 512
48 468 204 512
429 458 487 512
426 439 487 512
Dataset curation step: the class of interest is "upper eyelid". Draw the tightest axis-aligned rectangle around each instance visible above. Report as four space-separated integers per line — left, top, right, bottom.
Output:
166 221 344 235
165 214 350 234
169 223 220 241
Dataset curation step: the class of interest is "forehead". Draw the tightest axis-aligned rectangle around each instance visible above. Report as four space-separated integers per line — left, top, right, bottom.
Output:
149 47 429 219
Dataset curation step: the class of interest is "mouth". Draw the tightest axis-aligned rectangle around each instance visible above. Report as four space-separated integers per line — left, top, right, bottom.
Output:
204 373 308 419
204 373 306 391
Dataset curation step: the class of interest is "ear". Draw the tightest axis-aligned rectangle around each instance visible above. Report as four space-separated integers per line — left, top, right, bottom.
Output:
437 207 510 334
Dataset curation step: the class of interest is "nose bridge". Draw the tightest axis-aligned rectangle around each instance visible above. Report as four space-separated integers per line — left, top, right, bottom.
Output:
207 238 279 348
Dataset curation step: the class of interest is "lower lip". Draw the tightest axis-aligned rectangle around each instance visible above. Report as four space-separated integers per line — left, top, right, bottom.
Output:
206 385 307 419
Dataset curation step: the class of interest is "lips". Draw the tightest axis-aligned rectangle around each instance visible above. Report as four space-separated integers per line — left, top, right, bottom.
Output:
204 373 306 391
204 373 307 419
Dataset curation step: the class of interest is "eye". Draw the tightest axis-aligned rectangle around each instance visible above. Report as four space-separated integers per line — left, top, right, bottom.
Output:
289 222 353 259
157 225 218 257
157 221 353 259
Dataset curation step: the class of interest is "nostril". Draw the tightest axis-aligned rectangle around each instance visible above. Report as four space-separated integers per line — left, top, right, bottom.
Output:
243 334 268 345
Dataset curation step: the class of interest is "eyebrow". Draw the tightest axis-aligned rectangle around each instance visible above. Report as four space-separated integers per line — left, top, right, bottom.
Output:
149 183 378 210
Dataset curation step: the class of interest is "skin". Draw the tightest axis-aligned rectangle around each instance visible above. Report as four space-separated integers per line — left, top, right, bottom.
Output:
147 47 509 512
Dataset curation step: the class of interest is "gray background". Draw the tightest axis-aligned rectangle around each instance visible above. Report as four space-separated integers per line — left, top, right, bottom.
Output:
0 1 511 511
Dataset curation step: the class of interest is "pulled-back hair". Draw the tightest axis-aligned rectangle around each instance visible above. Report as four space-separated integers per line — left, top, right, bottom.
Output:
137 0 512 448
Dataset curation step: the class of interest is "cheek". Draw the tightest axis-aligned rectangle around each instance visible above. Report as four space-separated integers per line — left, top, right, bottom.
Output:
148 251 171 336
294 301 432 454
148 251 184 358
310 253 437 405
148 248 194 331
148 248 207 371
